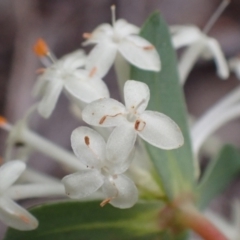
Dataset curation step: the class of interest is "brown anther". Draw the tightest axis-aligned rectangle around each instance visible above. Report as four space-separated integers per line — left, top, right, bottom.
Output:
143 45 154 50
134 120 146 131
89 67 97 78
99 115 107 124
83 33 92 39
33 38 49 57
100 198 111 207
99 113 122 124
84 136 90 146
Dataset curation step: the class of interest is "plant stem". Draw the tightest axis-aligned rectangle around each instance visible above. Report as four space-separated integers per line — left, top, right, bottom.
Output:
178 203 228 240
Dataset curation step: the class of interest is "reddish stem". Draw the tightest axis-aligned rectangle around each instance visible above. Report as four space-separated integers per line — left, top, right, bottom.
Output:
178 203 228 240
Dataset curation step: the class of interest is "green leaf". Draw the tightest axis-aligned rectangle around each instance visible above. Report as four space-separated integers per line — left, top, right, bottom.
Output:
197 145 240 209
131 12 195 199
4 201 174 240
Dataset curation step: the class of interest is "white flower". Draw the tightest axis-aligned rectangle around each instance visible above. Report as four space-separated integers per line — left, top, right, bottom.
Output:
83 7 161 78
171 25 229 80
62 127 138 209
33 40 109 118
82 80 184 159
0 161 38 230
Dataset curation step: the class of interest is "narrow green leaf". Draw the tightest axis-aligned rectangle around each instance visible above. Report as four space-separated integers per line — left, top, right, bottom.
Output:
4 201 167 240
131 12 195 199
197 145 240 209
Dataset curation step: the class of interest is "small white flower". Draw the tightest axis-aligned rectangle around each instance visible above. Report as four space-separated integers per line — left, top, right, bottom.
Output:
82 80 184 159
0 161 38 230
33 39 109 118
62 127 138 209
83 7 161 78
171 25 229 80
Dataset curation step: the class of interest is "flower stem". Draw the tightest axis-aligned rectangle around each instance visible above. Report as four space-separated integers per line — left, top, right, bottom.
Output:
7 184 65 200
21 168 61 184
20 128 85 171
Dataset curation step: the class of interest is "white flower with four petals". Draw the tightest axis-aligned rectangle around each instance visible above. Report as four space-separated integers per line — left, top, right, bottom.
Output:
62 127 138 209
83 7 161 78
82 80 184 159
34 43 109 118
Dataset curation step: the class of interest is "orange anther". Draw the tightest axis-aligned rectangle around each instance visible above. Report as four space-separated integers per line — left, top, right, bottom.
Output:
33 38 49 57
36 68 46 75
83 33 92 39
0 116 7 126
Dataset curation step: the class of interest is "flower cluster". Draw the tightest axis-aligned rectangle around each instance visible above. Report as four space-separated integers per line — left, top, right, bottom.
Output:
0 3 233 234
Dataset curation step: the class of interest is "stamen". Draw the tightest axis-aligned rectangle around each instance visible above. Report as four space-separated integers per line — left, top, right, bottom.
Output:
33 38 49 57
89 67 97 78
0 116 12 131
0 116 7 126
203 0 231 34
99 113 122 124
111 5 116 26
134 120 146 131
83 33 92 39
100 198 112 207
84 136 90 146
100 181 119 207
143 45 155 50
36 68 46 75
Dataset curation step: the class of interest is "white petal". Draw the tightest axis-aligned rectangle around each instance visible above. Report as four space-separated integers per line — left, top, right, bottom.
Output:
85 41 117 78
71 127 106 168
114 19 140 37
0 161 26 193
38 80 63 118
102 175 138 209
62 169 104 199
124 80 150 113
138 111 184 149
82 98 126 127
0 196 38 230
64 70 109 103
82 24 113 46
106 123 136 174
61 49 86 70
205 38 229 79
32 77 48 98
118 35 160 71
171 27 202 49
